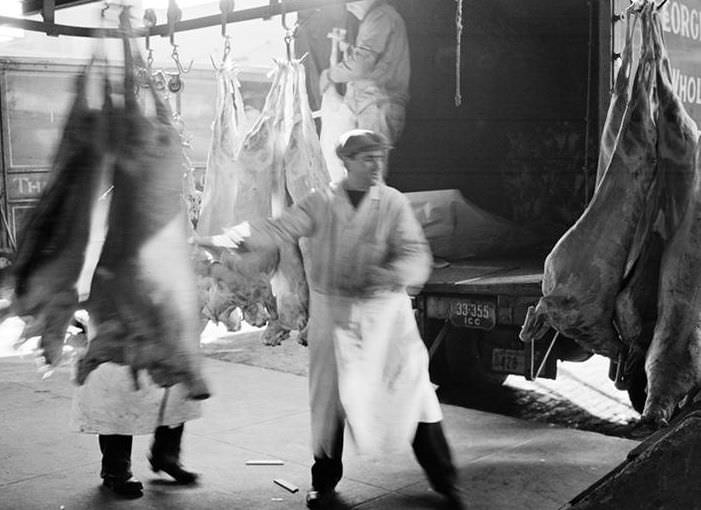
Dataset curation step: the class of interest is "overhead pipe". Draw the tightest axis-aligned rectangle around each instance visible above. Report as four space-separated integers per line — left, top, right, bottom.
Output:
2 0 362 39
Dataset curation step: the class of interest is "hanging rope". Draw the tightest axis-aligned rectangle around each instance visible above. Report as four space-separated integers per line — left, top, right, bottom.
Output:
454 0 463 107
529 331 559 380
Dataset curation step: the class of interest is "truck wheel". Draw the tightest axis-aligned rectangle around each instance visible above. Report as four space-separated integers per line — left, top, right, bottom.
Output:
444 328 507 388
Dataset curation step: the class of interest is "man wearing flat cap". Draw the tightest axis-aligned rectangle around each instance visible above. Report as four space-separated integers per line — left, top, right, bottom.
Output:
195 129 465 510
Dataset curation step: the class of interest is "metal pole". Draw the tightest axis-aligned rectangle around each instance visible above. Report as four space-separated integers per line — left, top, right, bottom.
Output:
0 0 361 39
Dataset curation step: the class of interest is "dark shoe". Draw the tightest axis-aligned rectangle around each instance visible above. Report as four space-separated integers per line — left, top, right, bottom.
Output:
305 489 335 509
102 476 143 498
149 456 199 485
442 487 468 510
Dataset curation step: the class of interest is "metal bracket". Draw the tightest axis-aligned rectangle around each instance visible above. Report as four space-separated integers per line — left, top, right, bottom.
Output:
42 0 58 36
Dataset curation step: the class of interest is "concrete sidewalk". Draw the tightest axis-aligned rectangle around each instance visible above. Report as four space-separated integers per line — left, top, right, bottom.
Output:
0 352 638 510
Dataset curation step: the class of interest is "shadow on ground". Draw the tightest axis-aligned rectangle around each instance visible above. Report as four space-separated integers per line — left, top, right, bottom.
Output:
436 383 643 439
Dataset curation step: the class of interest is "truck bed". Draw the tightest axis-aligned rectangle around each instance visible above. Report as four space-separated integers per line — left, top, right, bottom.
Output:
423 257 544 296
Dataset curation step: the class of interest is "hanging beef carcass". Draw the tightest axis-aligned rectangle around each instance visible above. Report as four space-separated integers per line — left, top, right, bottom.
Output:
520 3 658 358
279 59 331 345
193 59 330 346
7 68 108 365
595 11 637 188
192 62 273 332
75 35 209 400
283 60 332 206
613 8 700 395
233 60 328 346
194 60 286 343
196 64 247 236
639 13 701 427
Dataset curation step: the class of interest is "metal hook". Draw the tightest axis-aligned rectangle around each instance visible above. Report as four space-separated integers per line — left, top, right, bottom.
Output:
210 36 231 70
171 45 193 74
219 0 235 37
280 0 297 61
143 8 157 71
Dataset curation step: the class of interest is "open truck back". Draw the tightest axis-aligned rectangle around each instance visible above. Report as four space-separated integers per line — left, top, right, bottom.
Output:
380 0 701 409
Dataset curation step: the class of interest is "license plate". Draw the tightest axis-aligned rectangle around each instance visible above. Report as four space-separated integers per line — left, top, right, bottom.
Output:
449 298 496 330
491 348 525 374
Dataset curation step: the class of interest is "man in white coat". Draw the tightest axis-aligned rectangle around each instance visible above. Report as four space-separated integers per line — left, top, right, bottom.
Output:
196 130 466 509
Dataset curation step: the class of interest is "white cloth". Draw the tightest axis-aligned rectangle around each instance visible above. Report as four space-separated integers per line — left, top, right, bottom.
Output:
70 362 201 435
309 289 441 456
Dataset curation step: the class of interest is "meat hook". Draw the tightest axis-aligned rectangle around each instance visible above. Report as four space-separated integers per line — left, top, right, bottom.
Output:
220 0 235 38
280 0 298 61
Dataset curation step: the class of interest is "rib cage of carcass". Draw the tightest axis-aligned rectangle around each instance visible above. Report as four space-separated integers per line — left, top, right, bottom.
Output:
195 57 330 346
3 26 210 400
520 2 700 428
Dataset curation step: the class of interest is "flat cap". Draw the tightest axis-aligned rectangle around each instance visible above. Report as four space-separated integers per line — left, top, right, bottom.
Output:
335 129 392 159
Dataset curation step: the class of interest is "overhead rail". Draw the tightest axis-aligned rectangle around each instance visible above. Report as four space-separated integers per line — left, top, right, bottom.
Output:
9 0 358 38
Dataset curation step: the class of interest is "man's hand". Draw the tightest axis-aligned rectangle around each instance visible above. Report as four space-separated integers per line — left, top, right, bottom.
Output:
189 222 251 249
364 266 398 291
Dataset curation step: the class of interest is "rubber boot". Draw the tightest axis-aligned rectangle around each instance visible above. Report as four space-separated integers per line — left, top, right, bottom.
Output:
149 424 199 485
99 435 143 498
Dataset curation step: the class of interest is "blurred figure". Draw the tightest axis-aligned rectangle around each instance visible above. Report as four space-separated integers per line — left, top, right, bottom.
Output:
71 317 201 498
195 129 465 510
319 0 410 147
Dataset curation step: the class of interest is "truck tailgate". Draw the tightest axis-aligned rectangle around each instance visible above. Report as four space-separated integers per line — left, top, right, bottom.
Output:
423 258 543 296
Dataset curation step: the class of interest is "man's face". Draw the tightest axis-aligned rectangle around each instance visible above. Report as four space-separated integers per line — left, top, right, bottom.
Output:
346 0 374 20
344 149 387 189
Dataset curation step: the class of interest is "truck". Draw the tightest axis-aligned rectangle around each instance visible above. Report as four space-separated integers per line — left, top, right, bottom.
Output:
372 0 701 411
1 0 699 412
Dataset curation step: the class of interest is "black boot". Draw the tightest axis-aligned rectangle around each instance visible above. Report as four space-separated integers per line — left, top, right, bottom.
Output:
412 422 467 509
99 435 143 499
307 421 344 509
306 456 342 509
149 423 199 485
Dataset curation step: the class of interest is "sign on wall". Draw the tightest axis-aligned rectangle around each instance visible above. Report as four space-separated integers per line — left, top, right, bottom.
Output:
613 0 701 125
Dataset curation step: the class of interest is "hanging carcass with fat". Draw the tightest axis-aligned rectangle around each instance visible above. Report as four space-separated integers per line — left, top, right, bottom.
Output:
75 35 210 400
204 58 329 346
519 3 658 358
5 68 109 366
639 12 701 427
192 61 276 331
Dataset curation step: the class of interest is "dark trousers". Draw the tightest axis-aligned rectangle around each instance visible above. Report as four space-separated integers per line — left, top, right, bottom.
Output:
311 421 457 494
99 434 133 480
99 423 185 480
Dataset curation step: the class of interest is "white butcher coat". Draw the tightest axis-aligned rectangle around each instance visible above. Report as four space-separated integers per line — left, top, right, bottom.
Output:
247 182 442 455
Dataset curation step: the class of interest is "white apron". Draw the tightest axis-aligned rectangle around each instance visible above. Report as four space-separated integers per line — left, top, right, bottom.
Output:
309 289 442 456
70 362 201 435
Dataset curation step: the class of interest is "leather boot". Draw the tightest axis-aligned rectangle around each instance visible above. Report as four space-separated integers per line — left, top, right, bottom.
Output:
149 424 199 485
99 435 143 499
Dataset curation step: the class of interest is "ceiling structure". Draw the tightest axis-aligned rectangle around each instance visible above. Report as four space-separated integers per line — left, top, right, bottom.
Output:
22 1 97 16
13 0 350 37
